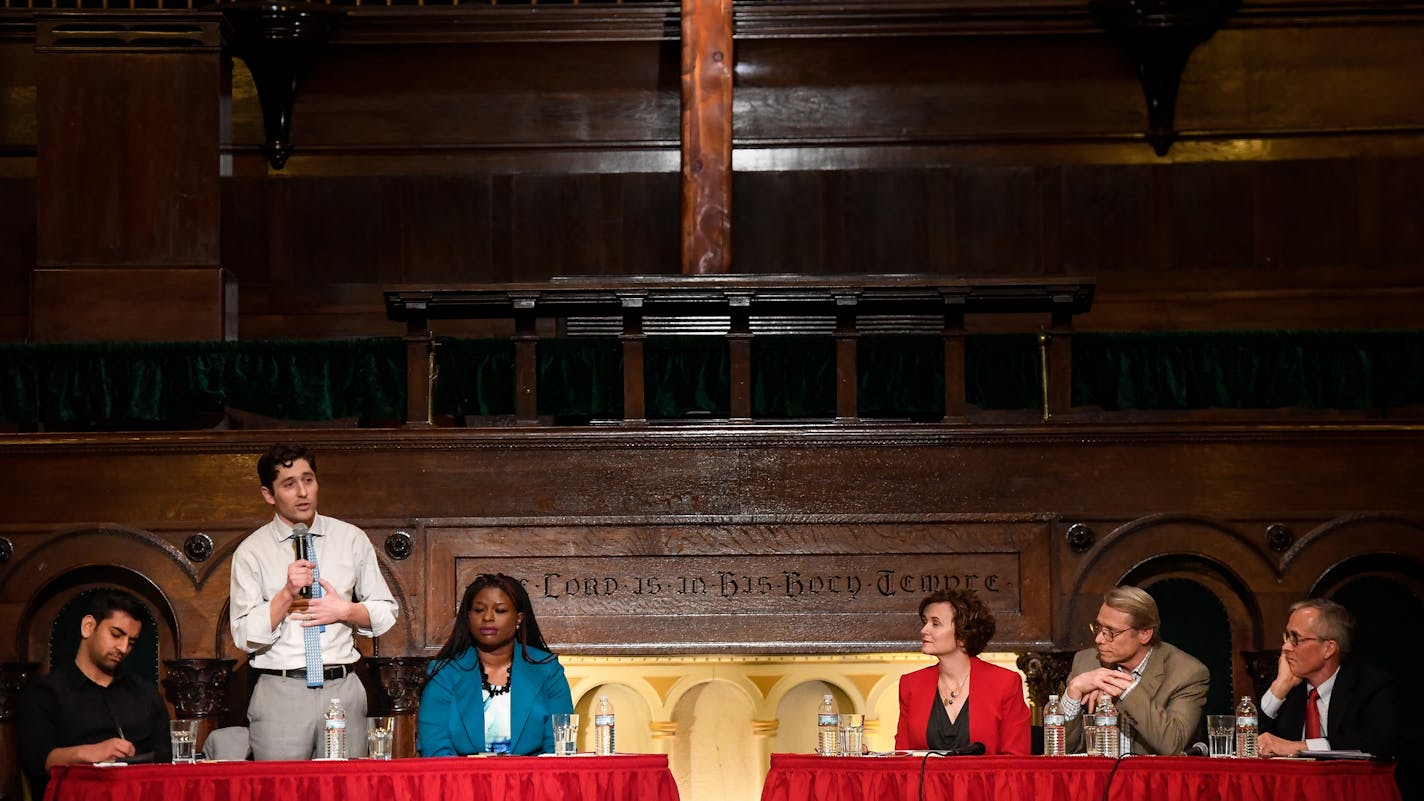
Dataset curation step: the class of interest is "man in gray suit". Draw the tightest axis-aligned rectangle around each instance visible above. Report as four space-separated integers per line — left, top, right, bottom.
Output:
1062 586 1209 756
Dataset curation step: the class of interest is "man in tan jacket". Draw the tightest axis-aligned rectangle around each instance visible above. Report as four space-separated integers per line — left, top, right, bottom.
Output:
1062 586 1210 756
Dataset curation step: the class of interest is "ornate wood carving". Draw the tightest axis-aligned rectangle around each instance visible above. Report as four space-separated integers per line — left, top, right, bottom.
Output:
368 656 430 713
162 658 237 718
1090 0 1240 155
1241 649 1280 702
0 662 39 801
367 656 431 759
220 1 342 170
0 662 40 722
1017 651 1075 715
184 533 215 563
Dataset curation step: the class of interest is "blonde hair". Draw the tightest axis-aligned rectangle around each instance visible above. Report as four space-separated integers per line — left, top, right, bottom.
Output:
1104 586 1161 644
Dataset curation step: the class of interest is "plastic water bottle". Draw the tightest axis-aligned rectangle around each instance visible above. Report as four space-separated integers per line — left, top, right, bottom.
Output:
817 693 840 756
323 697 347 759
1235 695 1259 759
594 695 616 756
1093 694 1120 757
1043 694 1066 756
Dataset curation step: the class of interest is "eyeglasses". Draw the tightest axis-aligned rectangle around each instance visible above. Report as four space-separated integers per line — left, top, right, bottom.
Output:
1088 622 1135 641
1281 631 1325 647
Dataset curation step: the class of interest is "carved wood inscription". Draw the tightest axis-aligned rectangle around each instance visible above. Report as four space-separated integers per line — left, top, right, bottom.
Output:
424 518 1054 654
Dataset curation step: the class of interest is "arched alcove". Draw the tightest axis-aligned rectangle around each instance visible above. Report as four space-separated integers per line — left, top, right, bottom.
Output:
1120 552 1261 715
1142 578 1233 718
671 681 757 801
574 682 649 755
771 679 852 756
1312 553 1424 691
21 565 176 682
1312 555 1424 801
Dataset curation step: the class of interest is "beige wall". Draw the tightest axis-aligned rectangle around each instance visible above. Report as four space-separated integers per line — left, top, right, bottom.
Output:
563 652 1028 801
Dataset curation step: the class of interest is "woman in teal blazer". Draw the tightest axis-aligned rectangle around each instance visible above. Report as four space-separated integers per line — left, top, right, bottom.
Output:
417 573 574 756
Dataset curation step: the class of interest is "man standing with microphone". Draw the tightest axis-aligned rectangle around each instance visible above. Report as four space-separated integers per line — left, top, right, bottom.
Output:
230 443 399 760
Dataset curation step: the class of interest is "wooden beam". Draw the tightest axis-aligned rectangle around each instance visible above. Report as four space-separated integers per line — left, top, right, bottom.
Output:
681 0 734 274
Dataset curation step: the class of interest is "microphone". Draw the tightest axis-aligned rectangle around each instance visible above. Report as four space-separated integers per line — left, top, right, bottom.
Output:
939 742 986 756
1184 742 1210 757
292 523 312 599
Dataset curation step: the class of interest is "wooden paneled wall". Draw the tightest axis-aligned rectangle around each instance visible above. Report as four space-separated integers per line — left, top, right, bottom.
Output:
0 2 1422 340
2 424 1422 664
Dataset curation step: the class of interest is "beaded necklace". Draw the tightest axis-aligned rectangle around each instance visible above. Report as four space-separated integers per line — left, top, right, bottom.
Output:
480 660 512 697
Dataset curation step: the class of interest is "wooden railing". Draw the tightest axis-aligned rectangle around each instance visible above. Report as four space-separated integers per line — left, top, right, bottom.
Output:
385 274 1096 426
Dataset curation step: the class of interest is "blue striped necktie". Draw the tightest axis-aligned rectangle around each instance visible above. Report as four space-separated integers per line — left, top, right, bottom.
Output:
293 524 325 688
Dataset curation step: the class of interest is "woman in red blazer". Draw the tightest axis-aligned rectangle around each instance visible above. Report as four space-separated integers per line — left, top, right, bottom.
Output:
895 588 1031 755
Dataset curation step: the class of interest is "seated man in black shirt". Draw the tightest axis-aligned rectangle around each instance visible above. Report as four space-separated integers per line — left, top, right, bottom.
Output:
17 589 172 798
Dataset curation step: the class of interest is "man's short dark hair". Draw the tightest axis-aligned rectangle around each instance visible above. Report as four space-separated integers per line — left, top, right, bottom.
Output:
258 444 317 491
83 589 147 626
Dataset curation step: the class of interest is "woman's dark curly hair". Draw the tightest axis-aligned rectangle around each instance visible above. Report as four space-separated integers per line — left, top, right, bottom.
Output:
429 573 555 679
918 588 997 657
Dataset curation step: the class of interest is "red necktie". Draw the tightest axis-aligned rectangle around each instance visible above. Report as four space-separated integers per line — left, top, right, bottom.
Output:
1304 688 1321 740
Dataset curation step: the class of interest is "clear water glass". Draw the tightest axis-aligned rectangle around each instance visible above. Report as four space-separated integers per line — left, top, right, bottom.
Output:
553 713 579 756
367 716 394 760
1206 715 1235 758
170 719 198 763
838 713 865 756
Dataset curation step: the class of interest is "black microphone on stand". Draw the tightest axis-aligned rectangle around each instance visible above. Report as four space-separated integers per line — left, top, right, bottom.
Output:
939 742 986 756
293 522 312 599
1183 742 1210 757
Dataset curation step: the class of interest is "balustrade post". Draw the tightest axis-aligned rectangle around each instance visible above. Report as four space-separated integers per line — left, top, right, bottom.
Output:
621 295 647 424
834 295 859 422
514 298 539 425
941 293 967 422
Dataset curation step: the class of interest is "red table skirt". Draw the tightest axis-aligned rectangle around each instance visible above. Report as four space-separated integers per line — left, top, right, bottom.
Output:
761 754 1401 801
45 754 680 801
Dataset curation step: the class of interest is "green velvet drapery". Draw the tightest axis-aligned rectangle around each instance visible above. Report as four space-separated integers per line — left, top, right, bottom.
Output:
0 339 406 428
2 331 1420 428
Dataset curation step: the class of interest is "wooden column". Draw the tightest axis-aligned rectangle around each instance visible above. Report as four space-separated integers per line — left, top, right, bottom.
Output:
680 0 734 274
32 14 231 343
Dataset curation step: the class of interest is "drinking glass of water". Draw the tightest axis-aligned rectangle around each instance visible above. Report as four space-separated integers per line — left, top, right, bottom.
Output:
552 713 579 756
1206 715 1235 758
367 716 394 760
838 713 865 756
170 719 198 763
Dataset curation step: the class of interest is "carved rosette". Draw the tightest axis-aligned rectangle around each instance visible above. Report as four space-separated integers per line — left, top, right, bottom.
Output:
162 659 237 718
1241 649 1280 702
367 656 430 714
1090 0 1240 155
219 1 343 170
0 662 41 721
1017 651 1076 715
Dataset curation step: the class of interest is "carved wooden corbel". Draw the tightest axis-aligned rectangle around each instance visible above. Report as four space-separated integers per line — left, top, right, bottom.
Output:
1090 0 1239 156
220 1 342 170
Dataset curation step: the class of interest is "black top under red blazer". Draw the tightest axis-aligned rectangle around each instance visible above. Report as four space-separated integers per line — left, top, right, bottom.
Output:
895 656 1032 755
